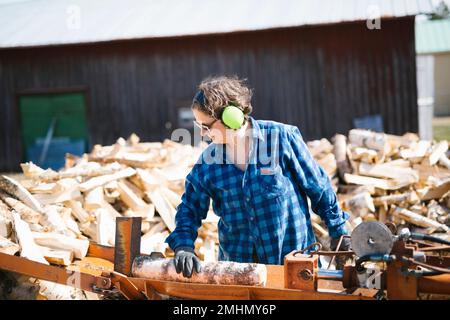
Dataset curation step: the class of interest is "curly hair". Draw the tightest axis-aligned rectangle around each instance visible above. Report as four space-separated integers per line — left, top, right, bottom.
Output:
192 75 253 119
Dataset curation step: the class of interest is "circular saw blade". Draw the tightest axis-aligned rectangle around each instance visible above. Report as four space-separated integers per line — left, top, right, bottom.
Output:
351 221 394 257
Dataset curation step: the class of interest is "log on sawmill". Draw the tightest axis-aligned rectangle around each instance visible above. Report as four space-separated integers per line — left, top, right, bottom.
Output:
132 256 267 286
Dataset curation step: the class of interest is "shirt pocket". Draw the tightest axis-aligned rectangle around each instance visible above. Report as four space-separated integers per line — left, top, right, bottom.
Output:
256 166 288 199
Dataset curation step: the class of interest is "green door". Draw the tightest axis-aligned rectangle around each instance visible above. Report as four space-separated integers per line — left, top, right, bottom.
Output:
19 92 89 169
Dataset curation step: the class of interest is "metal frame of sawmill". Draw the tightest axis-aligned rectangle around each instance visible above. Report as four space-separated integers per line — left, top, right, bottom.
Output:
0 217 449 300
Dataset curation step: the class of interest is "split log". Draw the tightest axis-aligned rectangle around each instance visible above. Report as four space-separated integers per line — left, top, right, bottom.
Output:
32 232 89 259
158 186 182 209
382 159 412 168
84 186 105 211
439 155 450 170
2 197 41 224
79 167 136 192
127 174 145 192
103 180 120 201
65 200 91 224
148 169 170 186
144 220 167 238
132 256 267 286
198 239 217 263
203 210 220 224
146 190 176 231
140 231 169 255
28 182 58 194
155 166 190 183
117 181 153 219
391 206 449 232
11 211 48 264
373 192 420 206
348 129 390 155
378 205 387 223
64 153 80 169
0 215 12 238
122 179 145 200
141 221 152 234
317 153 337 177
341 191 375 216
0 235 20 255
21 161 123 182
137 168 163 191
386 133 418 149
102 201 122 218
59 207 83 237
20 162 55 180
413 163 450 182
344 174 411 190
427 202 448 224
333 134 352 181
89 141 165 168
350 147 379 163
399 140 431 160
94 208 116 246
0 199 12 220
307 138 334 158
358 162 419 183
38 246 74 266
33 178 81 205
39 205 73 236
127 133 140 146
0 175 43 213
417 179 450 201
29 223 47 233
428 141 448 166
38 281 88 300
79 222 98 242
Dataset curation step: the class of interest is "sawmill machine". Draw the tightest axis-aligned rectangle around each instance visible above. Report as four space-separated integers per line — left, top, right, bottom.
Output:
0 218 449 300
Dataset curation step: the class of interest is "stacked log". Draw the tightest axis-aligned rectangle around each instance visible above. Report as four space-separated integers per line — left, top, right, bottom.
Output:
307 129 450 244
0 134 217 299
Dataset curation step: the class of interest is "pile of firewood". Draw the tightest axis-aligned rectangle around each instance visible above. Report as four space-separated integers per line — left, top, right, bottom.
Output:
307 129 450 246
0 134 219 299
1 129 449 299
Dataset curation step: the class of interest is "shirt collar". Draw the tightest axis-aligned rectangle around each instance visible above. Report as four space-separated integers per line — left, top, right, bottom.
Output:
212 116 264 164
248 116 265 142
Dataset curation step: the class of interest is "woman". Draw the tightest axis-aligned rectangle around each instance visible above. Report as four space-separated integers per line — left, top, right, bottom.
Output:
165 76 349 278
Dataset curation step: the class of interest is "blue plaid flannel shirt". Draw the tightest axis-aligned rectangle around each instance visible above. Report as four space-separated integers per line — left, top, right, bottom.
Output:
165 117 349 265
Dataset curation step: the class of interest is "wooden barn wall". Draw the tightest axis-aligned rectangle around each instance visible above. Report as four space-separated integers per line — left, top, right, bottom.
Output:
0 17 417 171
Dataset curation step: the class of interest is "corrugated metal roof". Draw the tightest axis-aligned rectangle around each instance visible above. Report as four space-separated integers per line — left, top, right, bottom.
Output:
416 18 450 54
0 0 434 48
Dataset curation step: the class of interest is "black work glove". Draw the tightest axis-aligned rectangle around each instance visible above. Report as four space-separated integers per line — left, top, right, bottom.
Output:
330 236 351 252
173 246 202 278
330 236 352 270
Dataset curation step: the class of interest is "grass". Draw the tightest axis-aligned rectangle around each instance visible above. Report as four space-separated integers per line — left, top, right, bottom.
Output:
433 117 450 141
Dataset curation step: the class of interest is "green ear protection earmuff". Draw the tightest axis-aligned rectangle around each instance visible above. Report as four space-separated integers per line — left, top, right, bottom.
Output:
221 105 245 129
193 90 246 130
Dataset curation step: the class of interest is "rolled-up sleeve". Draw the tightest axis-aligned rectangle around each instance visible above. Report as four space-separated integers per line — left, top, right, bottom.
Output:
286 126 349 238
165 164 211 251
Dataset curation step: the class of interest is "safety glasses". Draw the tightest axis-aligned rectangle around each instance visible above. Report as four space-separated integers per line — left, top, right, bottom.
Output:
192 90 219 134
193 119 218 134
